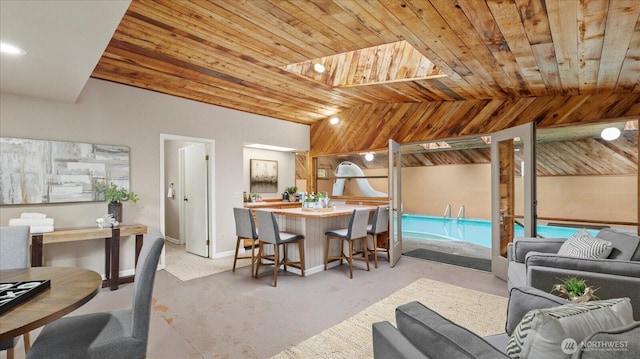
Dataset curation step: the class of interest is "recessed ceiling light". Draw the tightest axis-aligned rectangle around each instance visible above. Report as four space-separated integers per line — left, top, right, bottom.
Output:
245 144 297 152
313 63 326 73
600 127 621 141
0 42 27 56
364 153 374 161
329 117 339 125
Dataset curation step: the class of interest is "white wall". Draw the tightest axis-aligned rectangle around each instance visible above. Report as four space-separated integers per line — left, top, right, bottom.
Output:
243 148 296 200
0 78 309 276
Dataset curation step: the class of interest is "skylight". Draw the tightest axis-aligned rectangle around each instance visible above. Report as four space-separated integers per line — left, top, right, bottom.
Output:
281 41 446 88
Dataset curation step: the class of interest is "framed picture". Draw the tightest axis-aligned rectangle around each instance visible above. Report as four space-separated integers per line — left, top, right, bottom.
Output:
317 165 331 178
250 159 278 193
0 137 130 205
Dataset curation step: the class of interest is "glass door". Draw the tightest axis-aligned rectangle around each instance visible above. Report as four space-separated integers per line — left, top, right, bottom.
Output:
389 139 402 267
490 122 536 280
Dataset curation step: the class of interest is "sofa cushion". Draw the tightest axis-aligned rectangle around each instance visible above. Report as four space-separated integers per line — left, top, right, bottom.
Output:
507 261 526 290
505 286 570 336
512 238 565 263
573 320 640 359
396 301 509 359
557 229 613 259
596 228 640 261
372 321 429 359
505 298 634 359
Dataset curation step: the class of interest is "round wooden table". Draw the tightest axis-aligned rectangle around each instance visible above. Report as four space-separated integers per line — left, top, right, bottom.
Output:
0 267 102 341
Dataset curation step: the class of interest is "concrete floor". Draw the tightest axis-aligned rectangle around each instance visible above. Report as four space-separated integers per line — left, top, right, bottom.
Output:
7 255 507 359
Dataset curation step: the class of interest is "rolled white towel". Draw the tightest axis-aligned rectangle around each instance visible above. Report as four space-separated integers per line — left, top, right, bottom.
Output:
20 212 47 219
8 218 55 226
29 225 55 234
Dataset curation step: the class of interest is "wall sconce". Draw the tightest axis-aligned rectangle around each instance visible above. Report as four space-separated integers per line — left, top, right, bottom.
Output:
167 183 175 199
329 117 339 125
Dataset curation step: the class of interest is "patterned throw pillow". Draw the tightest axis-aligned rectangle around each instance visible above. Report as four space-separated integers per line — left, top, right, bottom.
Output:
556 229 613 258
506 298 633 359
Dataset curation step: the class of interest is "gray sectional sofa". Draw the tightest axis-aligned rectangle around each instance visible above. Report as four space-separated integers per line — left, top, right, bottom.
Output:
507 228 640 320
372 286 640 359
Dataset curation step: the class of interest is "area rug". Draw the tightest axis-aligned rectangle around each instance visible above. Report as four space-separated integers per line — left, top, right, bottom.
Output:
271 278 508 359
164 241 251 281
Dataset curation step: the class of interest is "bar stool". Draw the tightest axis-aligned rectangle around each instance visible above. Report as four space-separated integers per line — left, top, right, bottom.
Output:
367 205 390 268
324 208 370 278
233 207 259 277
254 210 305 287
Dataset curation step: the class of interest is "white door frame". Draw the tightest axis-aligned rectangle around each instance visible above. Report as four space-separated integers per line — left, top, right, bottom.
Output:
490 122 536 280
160 134 216 257
389 139 403 267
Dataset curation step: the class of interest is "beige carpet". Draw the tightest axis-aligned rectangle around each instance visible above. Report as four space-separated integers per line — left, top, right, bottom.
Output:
164 241 251 281
272 278 508 359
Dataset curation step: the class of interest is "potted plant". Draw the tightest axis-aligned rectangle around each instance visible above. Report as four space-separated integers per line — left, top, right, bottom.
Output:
285 186 298 201
552 277 599 303
97 183 139 222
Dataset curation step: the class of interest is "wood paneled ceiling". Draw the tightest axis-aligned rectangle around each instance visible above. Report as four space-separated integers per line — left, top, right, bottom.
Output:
92 0 640 127
318 120 638 175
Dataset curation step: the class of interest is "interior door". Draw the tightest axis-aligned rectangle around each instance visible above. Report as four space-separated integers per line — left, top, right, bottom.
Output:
388 139 402 267
490 122 536 280
184 143 209 258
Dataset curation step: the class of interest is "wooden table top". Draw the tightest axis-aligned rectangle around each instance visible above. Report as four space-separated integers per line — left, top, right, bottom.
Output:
0 267 102 340
31 224 147 244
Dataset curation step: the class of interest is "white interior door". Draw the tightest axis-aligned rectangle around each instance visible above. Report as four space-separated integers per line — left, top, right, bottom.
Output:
490 122 536 280
184 143 209 257
388 139 402 267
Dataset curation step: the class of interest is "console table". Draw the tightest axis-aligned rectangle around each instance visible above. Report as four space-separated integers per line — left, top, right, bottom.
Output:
30 224 147 290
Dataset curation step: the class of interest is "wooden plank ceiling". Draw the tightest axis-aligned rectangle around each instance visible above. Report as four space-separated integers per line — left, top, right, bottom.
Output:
93 0 640 124
324 120 637 176
92 0 640 173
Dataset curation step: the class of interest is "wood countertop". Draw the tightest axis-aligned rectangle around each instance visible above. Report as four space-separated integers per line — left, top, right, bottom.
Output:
243 201 300 209
266 204 375 218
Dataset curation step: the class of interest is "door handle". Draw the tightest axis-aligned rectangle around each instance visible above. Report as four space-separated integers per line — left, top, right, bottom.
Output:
184 197 188 202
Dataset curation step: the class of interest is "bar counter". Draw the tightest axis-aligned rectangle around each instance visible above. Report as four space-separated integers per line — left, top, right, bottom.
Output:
243 201 300 209
257 204 375 275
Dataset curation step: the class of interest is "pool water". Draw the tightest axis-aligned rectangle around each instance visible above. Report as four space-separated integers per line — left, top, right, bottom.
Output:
401 214 599 248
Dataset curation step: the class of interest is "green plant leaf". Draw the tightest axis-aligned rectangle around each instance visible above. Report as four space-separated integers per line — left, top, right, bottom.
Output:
96 183 139 203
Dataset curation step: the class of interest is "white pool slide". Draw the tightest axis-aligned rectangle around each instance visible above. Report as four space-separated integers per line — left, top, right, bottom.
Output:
331 161 387 197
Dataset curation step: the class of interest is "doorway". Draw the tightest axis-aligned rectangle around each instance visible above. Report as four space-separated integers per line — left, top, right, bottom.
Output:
160 134 216 258
491 123 536 280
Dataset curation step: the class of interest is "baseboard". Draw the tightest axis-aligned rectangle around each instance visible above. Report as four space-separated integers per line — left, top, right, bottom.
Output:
165 236 181 245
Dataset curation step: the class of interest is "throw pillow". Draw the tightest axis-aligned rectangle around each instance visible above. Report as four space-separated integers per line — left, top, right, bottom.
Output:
557 229 613 259
596 228 640 261
505 297 634 359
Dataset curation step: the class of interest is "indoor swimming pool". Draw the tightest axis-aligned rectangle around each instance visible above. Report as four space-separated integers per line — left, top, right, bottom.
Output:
401 214 599 248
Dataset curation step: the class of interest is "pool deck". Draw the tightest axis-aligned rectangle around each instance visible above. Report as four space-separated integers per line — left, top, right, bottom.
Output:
403 236 491 260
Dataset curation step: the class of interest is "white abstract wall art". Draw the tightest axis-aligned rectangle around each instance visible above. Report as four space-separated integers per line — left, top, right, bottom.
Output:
0 137 130 204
